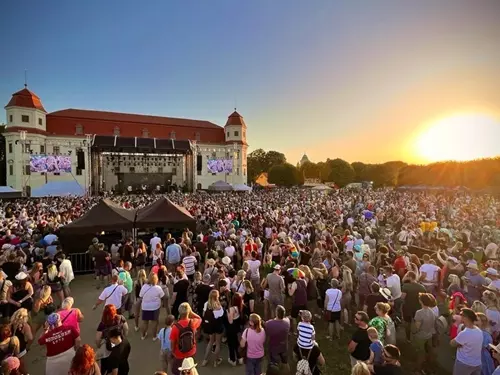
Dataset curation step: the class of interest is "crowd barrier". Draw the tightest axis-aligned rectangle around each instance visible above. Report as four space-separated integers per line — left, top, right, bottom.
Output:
68 252 94 274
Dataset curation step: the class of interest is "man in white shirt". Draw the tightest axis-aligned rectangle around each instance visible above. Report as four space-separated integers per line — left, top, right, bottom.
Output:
419 254 440 293
93 274 128 312
384 266 402 318
150 233 162 251
451 308 483 374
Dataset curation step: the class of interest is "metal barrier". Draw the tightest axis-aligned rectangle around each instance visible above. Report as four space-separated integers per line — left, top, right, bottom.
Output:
68 252 95 274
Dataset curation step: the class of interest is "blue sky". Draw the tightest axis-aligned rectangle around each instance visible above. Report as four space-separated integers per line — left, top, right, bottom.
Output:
1 1 500 164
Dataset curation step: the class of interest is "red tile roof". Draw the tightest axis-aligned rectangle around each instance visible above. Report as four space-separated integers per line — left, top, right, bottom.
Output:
3 126 49 136
5 88 46 112
225 111 246 127
48 109 221 129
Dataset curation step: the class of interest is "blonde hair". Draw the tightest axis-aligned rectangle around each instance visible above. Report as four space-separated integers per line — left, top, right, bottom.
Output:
375 302 391 315
194 271 202 282
242 261 250 272
137 269 147 286
471 301 487 314
351 362 370 375
39 285 52 301
367 326 379 339
448 274 461 287
47 264 58 281
237 270 246 280
299 265 314 281
483 290 499 309
10 308 29 329
207 289 221 310
476 312 489 329
148 272 158 285
249 313 262 333
243 280 254 293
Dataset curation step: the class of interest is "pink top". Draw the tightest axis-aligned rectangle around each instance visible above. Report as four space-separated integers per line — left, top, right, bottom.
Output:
244 328 266 359
58 308 80 334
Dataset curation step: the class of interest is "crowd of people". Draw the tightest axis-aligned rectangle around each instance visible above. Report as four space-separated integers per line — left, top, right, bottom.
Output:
0 188 498 375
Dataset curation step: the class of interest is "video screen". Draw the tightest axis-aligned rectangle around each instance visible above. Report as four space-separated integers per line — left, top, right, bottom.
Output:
207 158 233 174
30 155 72 173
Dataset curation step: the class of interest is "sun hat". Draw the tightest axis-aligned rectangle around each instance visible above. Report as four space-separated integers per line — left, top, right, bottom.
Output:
15 272 28 280
178 357 197 371
486 268 498 276
467 263 479 270
380 287 392 300
489 342 500 353
221 256 231 265
273 264 281 270
206 258 216 266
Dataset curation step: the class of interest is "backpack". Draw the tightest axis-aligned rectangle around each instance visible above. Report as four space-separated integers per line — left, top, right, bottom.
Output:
296 348 313 375
175 319 195 353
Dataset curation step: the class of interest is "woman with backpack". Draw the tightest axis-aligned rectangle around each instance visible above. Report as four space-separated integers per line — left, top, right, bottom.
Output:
294 343 325 375
240 313 266 375
201 290 224 367
95 304 128 362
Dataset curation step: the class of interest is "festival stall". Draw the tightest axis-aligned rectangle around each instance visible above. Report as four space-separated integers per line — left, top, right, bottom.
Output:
208 180 233 191
135 196 196 231
233 183 252 192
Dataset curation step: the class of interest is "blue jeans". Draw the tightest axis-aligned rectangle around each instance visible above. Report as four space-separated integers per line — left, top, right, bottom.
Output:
246 357 263 375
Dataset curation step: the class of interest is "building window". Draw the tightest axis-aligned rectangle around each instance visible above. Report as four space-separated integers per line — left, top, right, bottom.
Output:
234 131 239 136
24 165 31 175
53 146 60 155
9 165 13 176
237 167 240 175
172 167 177 175
75 124 83 135
9 115 13 123
227 132 229 137
142 128 149 138
21 115 29 123
197 170 202 176
158 167 163 173
8 144 12 154
114 126 120 136
170 131 176 140
211 152 216 158
129 166 135 173
24 144 31 154
38 118 43 126
243 168 246 175
76 168 82 176
40 145 45 154
195 132 201 141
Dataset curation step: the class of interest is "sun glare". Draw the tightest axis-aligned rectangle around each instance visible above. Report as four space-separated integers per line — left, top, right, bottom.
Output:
413 113 500 163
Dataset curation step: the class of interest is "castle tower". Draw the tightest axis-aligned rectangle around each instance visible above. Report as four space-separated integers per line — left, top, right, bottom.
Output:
224 110 248 184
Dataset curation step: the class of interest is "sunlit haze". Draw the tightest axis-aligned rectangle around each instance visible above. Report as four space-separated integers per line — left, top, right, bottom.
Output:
1 1 500 164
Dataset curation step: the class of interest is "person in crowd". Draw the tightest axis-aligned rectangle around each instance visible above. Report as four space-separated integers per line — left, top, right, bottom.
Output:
56 253 74 298
366 327 384 365
232 269 247 296
367 344 402 375
27 262 43 298
348 311 371 367
182 248 197 281
9 308 31 373
95 304 128 362
133 269 147 332
382 266 402 320
166 239 182 272
114 261 134 319
100 327 131 375
157 314 175 373
57 296 84 335
30 285 55 338
201 289 224 367
38 313 81 375
401 270 426 342
297 310 315 353
475 312 495 375
483 290 500 341
265 305 290 371
369 302 395 346
226 293 243 366
8 273 33 316
351 362 371 375
358 265 377 312
324 278 343 340
93 274 128 313
0 324 20 365
45 264 64 308
176 357 199 375
240 313 266 375
412 292 437 373
451 308 483 375
69 344 101 375
363 283 388 320
171 268 190 320
0 272 12 323
139 273 164 340
1 356 21 375
488 342 500 375
288 271 308 335
293 341 325 375
170 302 202 375
93 244 111 290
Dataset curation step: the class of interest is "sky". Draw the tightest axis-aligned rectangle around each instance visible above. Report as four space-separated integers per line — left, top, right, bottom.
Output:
1 1 500 165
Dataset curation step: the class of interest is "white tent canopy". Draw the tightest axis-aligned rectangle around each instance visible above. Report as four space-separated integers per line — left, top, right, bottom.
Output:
233 184 252 192
208 180 233 191
311 184 333 191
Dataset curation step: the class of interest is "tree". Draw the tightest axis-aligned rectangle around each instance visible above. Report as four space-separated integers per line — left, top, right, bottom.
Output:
351 162 367 182
300 161 320 179
247 149 287 183
325 158 355 187
264 151 287 171
268 163 301 186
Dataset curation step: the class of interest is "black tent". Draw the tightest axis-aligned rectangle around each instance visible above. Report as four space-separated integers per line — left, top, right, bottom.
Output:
60 199 137 234
135 197 196 231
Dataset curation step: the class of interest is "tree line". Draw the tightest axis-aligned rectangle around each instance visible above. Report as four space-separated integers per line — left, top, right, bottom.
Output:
248 148 500 189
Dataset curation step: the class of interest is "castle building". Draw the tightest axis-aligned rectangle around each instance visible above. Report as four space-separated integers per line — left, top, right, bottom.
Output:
2 86 248 194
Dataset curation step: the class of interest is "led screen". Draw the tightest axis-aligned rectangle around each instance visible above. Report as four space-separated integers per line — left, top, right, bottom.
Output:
207 158 233 173
30 155 72 173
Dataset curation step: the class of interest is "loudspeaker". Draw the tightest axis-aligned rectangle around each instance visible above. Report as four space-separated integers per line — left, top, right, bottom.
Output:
77 150 85 169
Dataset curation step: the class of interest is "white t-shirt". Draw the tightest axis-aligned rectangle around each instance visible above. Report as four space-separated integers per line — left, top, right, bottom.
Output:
386 274 402 299
454 327 483 367
225 246 235 258
325 288 342 312
231 279 246 294
150 236 162 250
247 259 261 279
99 283 128 309
419 263 440 283
182 255 197 276
139 284 165 311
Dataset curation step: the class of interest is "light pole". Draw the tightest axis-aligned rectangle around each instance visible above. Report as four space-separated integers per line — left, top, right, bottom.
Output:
85 134 92 196
19 130 27 196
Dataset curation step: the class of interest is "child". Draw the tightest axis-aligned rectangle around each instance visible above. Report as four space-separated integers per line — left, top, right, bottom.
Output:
297 310 316 349
157 315 175 373
367 327 384 365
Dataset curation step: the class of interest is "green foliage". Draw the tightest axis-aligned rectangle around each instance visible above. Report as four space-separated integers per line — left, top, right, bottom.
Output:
268 163 302 186
323 158 356 187
247 148 287 183
299 161 321 179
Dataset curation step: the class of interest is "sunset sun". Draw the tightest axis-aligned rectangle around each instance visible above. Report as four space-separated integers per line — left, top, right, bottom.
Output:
413 113 500 163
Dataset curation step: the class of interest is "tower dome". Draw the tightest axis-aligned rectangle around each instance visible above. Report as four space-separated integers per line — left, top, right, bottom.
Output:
225 110 246 127
299 153 310 166
5 87 46 112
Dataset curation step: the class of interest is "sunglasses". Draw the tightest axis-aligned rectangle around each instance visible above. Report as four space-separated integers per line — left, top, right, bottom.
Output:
181 370 193 375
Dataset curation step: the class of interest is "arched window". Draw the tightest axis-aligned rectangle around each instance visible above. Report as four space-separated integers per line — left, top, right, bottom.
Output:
113 126 120 136
142 128 149 138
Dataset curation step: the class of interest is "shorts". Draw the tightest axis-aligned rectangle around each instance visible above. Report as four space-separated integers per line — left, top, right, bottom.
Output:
142 309 160 321
328 310 341 322
96 266 110 277
269 351 288 365
291 305 307 319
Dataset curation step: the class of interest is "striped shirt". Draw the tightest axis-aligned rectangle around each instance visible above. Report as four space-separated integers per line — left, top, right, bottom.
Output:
182 255 197 276
297 322 315 349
